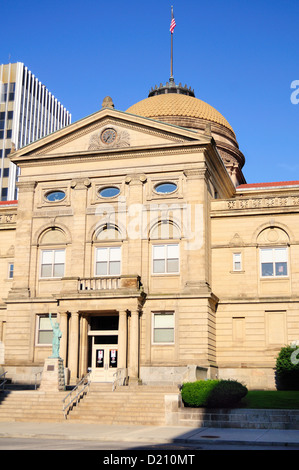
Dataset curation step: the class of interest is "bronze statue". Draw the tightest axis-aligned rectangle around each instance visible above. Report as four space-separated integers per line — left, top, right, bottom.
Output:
49 313 62 358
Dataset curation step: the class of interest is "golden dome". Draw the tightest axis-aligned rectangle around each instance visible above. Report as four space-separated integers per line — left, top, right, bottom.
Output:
126 93 234 135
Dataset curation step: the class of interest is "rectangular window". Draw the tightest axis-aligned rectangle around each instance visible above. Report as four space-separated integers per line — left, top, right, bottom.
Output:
36 314 57 345
233 253 242 271
1 188 8 201
40 249 65 278
153 312 174 344
8 263 14 279
95 246 121 276
260 247 288 277
152 244 179 274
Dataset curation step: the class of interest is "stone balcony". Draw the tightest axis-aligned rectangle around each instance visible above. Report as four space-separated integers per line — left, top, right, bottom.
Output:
60 275 143 296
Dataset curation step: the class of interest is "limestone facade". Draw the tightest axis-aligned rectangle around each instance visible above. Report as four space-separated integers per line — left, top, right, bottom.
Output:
0 98 298 390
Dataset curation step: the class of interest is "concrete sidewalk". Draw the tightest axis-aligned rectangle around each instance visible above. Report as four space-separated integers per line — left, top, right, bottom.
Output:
0 421 299 447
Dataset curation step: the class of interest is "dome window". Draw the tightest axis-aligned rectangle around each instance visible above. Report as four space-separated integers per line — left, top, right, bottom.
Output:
45 190 66 202
154 182 177 195
99 187 120 198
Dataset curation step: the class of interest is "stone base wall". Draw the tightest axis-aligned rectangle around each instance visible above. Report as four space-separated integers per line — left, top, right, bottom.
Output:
164 394 299 430
141 365 276 389
218 367 276 390
140 365 218 386
3 365 44 385
177 407 299 430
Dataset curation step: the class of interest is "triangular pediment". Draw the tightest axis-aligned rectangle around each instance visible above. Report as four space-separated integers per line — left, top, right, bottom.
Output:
10 107 210 162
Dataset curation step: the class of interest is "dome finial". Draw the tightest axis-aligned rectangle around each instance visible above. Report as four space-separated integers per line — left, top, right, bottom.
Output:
148 81 195 98
102 96 114 109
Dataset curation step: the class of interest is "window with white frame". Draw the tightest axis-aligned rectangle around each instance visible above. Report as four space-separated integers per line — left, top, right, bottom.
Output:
8 262 14 279
260 247 288 277
233 253 242 271
95 246 121 276
152 244 179 274
40 249 65 278
153 312 174 343
36 314 57 345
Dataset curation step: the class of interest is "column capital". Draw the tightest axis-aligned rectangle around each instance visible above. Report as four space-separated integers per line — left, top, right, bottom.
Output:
70 311 79 317
16 181 37 192
128 309 141 317
119 309 128 316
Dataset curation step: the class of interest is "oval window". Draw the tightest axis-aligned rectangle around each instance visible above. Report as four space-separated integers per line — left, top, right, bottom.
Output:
154 182 177 194
99 187 120 198
45 190 66 202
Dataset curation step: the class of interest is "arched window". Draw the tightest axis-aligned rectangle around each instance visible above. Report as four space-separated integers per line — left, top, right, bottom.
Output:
257 227 290 278
39 228 66 278
150 220 181 240
96 223 122 241
94 224 122 276
150 220 180 274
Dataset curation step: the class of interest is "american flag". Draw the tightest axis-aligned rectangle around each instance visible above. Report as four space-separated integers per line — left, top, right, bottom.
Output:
170 17 176 34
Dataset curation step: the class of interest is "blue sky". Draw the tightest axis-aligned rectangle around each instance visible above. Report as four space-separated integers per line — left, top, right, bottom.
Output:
1 0 299 184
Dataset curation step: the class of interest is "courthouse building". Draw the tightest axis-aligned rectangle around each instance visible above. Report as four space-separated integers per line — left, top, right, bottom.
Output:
0 79 298 390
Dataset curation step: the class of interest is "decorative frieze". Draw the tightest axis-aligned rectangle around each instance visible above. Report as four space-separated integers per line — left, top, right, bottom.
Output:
226 196 299 211
0 213 16 225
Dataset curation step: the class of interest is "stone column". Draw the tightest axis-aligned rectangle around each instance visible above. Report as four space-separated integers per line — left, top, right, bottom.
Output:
118 310 127 369
129 310 139 382
79 315 89 377
125 174 146 277
8 181 36 298
68 311 79 381
59 312 68 365
69 178 90 278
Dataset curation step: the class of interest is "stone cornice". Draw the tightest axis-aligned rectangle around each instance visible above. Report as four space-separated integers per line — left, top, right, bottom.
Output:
9 108 205 161
10 140 212 167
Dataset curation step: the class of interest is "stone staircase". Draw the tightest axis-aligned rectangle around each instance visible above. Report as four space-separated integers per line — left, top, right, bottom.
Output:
0 390 65 422
67 383 179 426
0 384 179 425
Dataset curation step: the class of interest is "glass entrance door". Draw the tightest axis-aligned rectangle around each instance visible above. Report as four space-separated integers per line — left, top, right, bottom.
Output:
91 339 118 382
88 315 119 382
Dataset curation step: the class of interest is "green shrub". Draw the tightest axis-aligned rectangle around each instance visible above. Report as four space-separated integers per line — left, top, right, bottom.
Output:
275 345 299 390
181 380 219 407
205 379 248 407
181 379 248 408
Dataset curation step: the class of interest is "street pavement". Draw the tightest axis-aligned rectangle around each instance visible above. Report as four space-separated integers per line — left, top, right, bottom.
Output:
0 421 298 448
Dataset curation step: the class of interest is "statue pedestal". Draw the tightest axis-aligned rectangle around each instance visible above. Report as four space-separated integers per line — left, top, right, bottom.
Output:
39 357 65 391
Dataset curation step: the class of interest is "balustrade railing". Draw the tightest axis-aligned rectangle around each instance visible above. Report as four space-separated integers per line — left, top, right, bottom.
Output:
79 277 120 291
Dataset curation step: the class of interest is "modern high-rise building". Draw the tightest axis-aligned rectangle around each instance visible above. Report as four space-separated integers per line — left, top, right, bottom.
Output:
0 62 71 201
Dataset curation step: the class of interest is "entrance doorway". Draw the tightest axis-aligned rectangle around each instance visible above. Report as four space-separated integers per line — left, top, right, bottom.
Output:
88 314 119 383
91 340 118 382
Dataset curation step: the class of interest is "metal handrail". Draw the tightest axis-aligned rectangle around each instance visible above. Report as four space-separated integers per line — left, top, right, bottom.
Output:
0 371 7 391
112 369 121 391
112 368 128 391
34 370 43 390
62 371 91 419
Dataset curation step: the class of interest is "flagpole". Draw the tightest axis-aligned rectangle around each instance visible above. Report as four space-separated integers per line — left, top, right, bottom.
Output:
170 6 174 81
